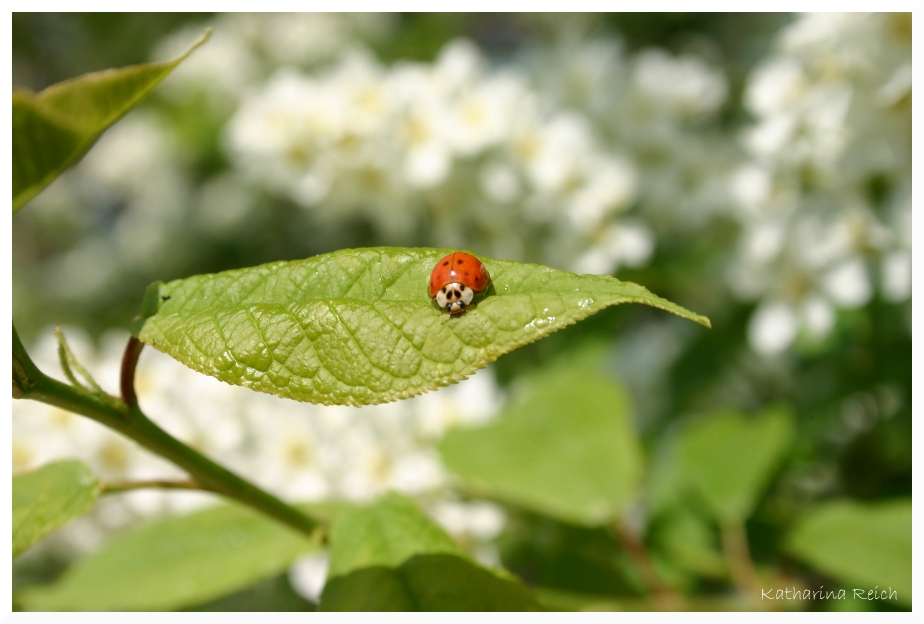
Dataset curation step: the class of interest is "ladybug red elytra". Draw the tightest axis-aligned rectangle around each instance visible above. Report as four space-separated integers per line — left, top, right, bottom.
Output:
428 252 491 316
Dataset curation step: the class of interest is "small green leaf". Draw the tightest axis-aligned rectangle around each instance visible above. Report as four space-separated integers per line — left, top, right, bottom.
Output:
325 493 461 578
12 30 209 213
131 247 709 407
677 405 794 524
19 502 319 611
785 499 911 606
651 511 726 578
439 369 644 526
13 460 101 558
320 493 538 611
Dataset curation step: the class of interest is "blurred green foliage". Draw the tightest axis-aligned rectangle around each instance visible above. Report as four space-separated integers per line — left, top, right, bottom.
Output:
320 494 538 610
441 365 643 525
18 502 319 611
678 406 793 524
786 499 911 606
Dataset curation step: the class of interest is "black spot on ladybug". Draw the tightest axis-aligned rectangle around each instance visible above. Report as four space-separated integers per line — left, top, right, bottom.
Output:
441 286 447 293
464 271 470 276
457 259 464 264
459 284 465 291
443 261 449 266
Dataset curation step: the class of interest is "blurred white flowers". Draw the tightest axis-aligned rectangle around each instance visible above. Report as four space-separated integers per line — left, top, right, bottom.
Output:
218 27 737 277
631 49 728 122
730 12 911 355
225 38 648 273
288 553 330 602
153 13 395 114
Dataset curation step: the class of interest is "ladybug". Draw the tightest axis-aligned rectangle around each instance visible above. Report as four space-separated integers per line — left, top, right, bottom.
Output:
428 252 491 316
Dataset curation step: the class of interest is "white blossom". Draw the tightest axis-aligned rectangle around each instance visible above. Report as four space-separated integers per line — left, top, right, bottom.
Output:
631 49 728 121
733 12 910 354
748 301 798 356
224 36 643 271
288 553 330 602
430 500 508 541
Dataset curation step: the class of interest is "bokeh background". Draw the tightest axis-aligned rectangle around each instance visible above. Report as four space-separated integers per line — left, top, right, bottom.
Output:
12 13 911 611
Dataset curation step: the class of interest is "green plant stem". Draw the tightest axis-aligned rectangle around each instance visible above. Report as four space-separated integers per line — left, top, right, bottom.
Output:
612 518 681 611
13 324 320 539
101 479 203 494
721 521 770 609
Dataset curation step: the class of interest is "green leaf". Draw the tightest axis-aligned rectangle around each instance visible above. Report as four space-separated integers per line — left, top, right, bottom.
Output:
12 30 210 213
131 247 709 407
325 493 461 578
13 461 101 558
320 493 538 611
677 405 794 524
645 436 688 517
439 368 644 526
19 502 319 611
785 499 911 606
651 511 726 578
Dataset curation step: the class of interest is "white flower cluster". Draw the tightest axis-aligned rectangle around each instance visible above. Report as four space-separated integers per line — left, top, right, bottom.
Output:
727 13 911 355
13 328 506 597
226 38 649 274
519 34 733 271
153 13 396 114
225 29 736 276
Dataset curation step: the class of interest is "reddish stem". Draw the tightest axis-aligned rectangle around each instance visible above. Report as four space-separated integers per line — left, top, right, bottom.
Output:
120 336 144 409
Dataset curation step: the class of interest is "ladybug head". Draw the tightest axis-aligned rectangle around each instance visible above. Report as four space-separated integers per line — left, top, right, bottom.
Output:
435 282 473 315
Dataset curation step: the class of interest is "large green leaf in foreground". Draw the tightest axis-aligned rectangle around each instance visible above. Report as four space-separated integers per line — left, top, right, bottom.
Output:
320 493 537 611
12 30 209 212
19 502 318 611
13 461 101 558
132 247 710 406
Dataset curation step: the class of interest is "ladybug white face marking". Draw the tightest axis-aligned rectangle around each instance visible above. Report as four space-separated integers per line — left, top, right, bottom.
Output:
435 282 473 315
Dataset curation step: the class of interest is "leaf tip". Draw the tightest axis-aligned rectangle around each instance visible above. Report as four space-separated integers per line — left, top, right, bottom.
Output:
171 28 212 65
192 27 213 51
